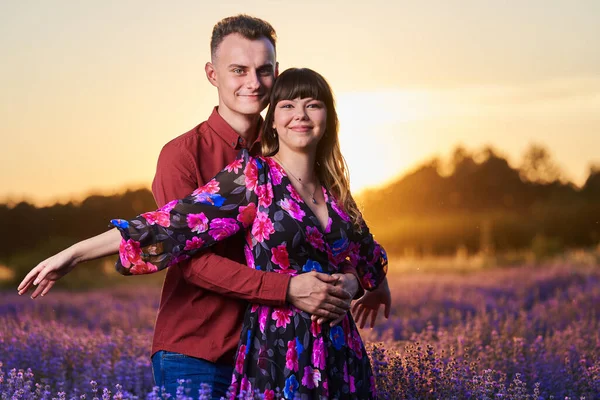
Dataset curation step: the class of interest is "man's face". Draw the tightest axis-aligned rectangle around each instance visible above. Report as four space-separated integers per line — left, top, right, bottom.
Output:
206 34 277 118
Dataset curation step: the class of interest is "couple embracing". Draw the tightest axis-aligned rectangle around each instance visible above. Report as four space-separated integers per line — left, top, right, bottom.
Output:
18 15 391 400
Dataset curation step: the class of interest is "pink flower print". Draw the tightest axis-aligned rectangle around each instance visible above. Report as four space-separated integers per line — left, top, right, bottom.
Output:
349 375 356 393
166 253 189 267
271 244 290 269
301 366 321 389
321 186 329 202
350 330 364 360
272 307 293 329
244 245 255 269
322 378 329 397
286 184 303 203
235 344 246 374
343 362 349 383
263 389 275 400
279 198 305 221
130 261 158 275
244 159 259 191
324 217 333 233
187 213 209 234
208 218 239 241
225 157 243 174
240 376 251 393
251 304 259 313
285 339 299 372
347 241 361 267
266 158 284 185
141 211 170 227
237 203 257 228
305 226 325 251
256 183 274 208
183 236 204 251
119 239 143 268
312 337 326 370
310 319 322 337
259 306 269 333
361 271 376 290
158 199 178 213
192 179 220 196
331 199 350 222
252 211 275 243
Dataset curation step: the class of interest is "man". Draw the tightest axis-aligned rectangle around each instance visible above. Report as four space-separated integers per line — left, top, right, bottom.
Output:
19 15 362 399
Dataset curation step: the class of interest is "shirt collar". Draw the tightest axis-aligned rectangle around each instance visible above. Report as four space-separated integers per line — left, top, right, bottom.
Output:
207 107 263 150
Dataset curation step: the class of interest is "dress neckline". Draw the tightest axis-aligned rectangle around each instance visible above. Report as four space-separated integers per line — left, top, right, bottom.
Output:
267 156 332 234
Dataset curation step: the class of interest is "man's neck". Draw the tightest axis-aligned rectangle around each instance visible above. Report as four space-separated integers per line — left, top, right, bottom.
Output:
217 106 261 142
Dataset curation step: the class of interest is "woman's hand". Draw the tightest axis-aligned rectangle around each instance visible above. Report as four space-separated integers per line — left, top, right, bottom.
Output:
17 228 122 298
17 246 79 298
352 276 391 329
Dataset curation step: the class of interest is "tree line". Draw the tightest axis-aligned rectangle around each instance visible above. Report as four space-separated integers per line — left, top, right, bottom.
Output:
1 144 599 268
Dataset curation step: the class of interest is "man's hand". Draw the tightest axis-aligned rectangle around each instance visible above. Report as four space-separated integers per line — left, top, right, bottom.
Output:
286 271 353 321
312 273 360 326
352 276 392 329
17 246 78 298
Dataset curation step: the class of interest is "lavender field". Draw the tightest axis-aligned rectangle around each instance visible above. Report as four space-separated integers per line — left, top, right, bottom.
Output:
1 263 599 399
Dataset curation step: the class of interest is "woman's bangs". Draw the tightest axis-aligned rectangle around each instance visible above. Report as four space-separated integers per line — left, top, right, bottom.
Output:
273 69 327 103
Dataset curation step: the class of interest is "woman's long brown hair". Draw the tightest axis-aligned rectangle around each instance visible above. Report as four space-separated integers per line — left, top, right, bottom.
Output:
261 68 363 231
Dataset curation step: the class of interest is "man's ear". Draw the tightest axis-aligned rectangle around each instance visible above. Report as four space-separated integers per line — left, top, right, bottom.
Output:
205 62 218 88
274 62 279 79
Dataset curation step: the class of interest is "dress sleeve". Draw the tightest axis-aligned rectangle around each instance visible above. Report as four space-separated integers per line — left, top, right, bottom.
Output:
350 220 388 291
111 149 261 275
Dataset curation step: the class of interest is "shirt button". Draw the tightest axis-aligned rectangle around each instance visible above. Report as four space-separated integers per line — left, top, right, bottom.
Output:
231 141 236 146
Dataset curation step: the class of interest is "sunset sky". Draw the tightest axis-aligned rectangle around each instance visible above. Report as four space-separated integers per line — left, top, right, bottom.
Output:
1 0 599 206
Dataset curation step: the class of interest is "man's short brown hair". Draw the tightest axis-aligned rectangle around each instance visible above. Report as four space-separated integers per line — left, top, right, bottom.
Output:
210 15 277 59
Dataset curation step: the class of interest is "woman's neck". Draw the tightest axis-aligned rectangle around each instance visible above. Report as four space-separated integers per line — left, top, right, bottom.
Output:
273 148 318 184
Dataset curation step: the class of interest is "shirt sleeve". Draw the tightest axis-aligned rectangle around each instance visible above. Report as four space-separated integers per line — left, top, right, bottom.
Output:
350 220 388 291
118 146 289 305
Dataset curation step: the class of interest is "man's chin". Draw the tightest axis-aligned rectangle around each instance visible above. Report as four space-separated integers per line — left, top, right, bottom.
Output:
234 102 268 116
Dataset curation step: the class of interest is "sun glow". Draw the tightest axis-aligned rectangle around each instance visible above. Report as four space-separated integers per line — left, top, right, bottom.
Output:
336 90 433 193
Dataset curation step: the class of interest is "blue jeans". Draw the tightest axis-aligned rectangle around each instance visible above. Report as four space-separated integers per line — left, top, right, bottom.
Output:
151 351 234 400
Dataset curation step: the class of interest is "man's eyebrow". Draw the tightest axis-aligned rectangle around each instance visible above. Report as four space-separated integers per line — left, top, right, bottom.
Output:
227 64 248 69
257 63 274 70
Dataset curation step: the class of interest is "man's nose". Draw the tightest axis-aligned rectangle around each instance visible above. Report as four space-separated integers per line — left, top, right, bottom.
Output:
245 71 260 90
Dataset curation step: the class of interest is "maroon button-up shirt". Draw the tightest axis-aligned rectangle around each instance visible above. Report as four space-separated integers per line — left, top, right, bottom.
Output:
150 108 291 364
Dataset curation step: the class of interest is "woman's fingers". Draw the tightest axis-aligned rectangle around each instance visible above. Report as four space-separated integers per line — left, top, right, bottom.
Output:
17 261 47 292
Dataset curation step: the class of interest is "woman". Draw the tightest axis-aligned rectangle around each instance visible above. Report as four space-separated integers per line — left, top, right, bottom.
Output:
20 68 390 399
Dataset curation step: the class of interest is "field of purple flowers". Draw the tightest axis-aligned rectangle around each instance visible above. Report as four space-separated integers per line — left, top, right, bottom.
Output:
1 263 599 399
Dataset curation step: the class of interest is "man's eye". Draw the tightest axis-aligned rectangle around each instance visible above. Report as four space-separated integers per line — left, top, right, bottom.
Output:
259 69 273 76
233 68 244 74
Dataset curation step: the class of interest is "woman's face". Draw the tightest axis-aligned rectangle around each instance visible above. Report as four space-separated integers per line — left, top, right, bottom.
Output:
272 97 327 154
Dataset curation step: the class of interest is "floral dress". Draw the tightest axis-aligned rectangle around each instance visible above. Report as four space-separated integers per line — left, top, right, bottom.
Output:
111 150 388 399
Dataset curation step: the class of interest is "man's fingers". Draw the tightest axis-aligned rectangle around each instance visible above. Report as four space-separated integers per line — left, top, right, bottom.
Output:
359 309 372 329
313 272 337 283
327 285 351 300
